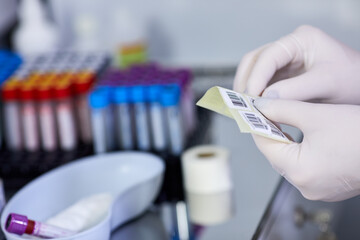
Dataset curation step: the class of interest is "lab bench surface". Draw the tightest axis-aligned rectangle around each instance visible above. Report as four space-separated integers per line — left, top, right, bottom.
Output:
0 69 283 239
0 106 282 240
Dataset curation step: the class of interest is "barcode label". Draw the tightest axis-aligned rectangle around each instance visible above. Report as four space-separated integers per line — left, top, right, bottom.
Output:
196 86 291 143
265 120 286 138
226 91 247 108
242 112 268 132
219 88 250 110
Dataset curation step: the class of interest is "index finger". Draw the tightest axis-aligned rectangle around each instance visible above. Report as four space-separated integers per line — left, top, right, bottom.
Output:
246 34 305 96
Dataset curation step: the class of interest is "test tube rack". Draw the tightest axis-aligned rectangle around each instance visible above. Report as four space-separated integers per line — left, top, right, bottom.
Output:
0 51 109 152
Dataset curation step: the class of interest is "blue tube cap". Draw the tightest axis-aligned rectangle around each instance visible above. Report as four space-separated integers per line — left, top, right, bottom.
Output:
113 86 128 103
160 84 181 107
147 85 163 102
130 85 146 103
89 90 110 108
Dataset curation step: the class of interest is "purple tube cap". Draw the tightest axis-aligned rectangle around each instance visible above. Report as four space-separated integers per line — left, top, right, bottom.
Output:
5 213 28 235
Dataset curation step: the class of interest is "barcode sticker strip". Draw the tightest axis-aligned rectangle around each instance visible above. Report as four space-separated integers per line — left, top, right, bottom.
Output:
265 120 286 138
196 86 291 143
226 91 247 108
242 112 269 133
219 88 250 110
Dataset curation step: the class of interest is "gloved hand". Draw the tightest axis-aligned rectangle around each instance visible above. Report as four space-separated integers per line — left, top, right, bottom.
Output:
253 97 360 202
233 25 360 104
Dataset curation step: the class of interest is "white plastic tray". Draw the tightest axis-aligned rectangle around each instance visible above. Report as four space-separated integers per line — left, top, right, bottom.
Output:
1 152 164 240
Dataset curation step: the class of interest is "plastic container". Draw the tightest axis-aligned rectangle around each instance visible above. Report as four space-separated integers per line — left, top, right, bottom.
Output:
74 72 94 144
54 79 77 151
20 82 39 152
113 86 133 150
1 152 164 240
147 85 166 152
89 89 112 154
2 80 22 151
13 0 59 56
37 81 57 151
161 84 183 156
131 86 150 151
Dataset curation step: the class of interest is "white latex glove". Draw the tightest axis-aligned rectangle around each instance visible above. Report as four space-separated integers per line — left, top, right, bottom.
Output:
233 25 360 104
253 97 360 202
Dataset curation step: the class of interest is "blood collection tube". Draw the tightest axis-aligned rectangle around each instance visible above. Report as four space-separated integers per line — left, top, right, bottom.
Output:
177 70 196 135
161 84 183 156
113 86 134 150
54 79 77 151
2 80 22 151
20 82 40 152
37 80 57 151
147 85 167 153
101 87 115 151
5 213 76 238
131 85 151 151
89 89 112 154
74 72 94 144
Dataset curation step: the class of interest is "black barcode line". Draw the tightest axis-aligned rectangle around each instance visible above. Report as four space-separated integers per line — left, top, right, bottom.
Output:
226 91 247 108
244 113 268 130
265 120 285 138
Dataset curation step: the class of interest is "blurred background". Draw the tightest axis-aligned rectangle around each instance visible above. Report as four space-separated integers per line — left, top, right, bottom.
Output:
1 0 360 64
0 0 360 240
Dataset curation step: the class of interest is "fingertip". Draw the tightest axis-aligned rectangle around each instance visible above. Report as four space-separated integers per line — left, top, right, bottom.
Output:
234 44 269 94
253 98 271 110
262 89 279 99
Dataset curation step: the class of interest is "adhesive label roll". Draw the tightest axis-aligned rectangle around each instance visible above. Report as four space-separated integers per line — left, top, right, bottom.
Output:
181 145 232 194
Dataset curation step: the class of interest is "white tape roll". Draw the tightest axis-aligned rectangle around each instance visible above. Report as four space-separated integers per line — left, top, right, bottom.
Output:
181 145 232 193
187 191 234 225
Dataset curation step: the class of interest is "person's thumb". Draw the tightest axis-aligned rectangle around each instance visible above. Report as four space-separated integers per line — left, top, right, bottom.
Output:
251 98 313 176
262 70 331 102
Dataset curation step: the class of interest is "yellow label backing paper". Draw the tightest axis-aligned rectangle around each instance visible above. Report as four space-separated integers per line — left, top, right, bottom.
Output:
196 86 291 143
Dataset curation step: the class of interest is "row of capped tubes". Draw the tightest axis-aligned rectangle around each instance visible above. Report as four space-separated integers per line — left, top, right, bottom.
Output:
2 72 95 152
89 83 186 156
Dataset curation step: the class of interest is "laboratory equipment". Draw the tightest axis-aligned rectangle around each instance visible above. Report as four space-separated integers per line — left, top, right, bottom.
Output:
148 85 166 153
55 79 77 151
20 82 39 152
89 89 112 154
1 152 164 240
13 0 59 56
74 72 94 144
2 81 22 150
37 80 57 151
131 85 151 151
182 145 234 225
0 51 22 149
0 51 22 83
0 179 4 214
113 86 134 150
161 84 183 156
90 64 195 155
5 213 75 238
0 51 108 152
